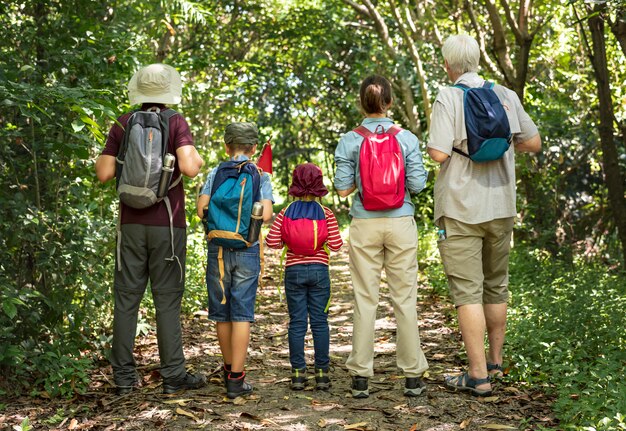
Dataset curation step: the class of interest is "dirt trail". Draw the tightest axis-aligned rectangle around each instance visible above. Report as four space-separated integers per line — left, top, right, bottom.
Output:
1 246 557 430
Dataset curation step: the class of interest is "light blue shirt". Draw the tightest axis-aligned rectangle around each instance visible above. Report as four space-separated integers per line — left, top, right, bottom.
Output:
199 155 274 202
334 117 427 219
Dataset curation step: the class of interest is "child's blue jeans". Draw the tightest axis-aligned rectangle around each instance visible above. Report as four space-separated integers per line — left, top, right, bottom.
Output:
206 243 260 322
284 263 330 370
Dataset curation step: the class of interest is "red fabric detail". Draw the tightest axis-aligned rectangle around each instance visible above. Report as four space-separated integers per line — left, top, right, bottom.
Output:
256 143 273 174
282 216 328 256
356 125 405 211
287 163 328 197
265 206 343 266
101 107 194 228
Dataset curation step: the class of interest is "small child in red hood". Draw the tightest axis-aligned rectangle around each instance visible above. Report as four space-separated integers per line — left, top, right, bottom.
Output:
265 163 343 391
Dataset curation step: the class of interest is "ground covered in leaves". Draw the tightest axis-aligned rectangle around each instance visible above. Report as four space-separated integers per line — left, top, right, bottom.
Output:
1 247 557 431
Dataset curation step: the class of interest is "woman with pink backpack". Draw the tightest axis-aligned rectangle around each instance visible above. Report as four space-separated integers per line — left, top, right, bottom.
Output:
265 163 343 391
334 75 429 398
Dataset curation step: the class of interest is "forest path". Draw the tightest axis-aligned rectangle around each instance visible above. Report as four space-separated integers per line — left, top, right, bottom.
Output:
2 246 557 430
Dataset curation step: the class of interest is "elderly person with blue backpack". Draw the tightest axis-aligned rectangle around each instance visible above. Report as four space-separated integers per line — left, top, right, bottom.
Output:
427 34 541 396
335 75 429 399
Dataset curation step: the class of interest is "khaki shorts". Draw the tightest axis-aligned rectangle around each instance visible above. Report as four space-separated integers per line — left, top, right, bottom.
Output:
437 217 514 306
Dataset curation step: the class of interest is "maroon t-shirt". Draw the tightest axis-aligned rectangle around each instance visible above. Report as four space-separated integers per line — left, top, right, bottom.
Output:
102 104 194 228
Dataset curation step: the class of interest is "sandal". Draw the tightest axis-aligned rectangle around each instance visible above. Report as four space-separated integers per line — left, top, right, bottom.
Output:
445 372 492 397
487 363 504 379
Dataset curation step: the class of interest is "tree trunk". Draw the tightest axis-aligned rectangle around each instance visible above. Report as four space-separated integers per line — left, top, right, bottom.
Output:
609 6 626 57
588 7 626 268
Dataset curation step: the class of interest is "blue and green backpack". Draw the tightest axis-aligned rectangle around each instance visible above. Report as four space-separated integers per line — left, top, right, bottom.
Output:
453 81 512 163
207 160 261 248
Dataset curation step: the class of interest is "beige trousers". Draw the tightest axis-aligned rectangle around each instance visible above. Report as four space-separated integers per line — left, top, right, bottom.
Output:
346 216 429 378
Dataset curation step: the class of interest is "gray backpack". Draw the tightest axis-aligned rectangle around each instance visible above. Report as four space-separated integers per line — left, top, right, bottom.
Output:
114 107 183 279
115 107 179 208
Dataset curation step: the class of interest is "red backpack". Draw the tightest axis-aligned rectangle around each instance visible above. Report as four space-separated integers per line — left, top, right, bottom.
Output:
355 124 405 211
281 200 328 256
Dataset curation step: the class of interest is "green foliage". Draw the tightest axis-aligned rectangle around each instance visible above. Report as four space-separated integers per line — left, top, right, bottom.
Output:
507 249 626 430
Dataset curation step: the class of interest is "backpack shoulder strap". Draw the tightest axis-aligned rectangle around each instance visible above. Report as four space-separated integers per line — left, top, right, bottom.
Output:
482 81 495 89
452 147 470 158
158 109 179 158
353 125 373 138
387 125 402 136
453 83 470 92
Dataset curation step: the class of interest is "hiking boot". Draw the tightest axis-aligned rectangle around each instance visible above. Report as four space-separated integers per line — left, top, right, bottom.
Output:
404 377 426 397
116 382 138 396
351 376 369 398
290 368 307 391
226 372 253 399
314 368 331 391
163 372 207 394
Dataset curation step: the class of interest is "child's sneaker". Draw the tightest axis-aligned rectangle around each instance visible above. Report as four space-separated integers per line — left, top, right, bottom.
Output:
351 376 369 398
290 368 307 390
314 368 331 391
226 372 253 399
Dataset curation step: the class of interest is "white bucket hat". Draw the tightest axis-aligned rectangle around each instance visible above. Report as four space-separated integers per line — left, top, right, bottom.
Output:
127 63 182 105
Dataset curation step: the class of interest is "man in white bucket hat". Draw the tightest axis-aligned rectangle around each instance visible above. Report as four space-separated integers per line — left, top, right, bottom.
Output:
96 63 205 395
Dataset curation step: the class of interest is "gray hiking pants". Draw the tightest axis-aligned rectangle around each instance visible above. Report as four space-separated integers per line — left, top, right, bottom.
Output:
111 224 187 386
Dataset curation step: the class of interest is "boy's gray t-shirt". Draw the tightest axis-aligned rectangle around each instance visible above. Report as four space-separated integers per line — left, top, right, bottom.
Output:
427 72 539 226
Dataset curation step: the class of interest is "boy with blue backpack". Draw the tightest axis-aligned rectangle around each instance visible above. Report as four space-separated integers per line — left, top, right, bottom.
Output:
196 122 274 398
265 163 343 391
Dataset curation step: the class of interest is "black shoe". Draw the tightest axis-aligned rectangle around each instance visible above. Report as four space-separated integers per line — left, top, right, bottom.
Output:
116 382 138 395
314 368 331 391
404 377 426 397
351 376 369 398
163 372 207 394
290 368 307 391
226 372 253 399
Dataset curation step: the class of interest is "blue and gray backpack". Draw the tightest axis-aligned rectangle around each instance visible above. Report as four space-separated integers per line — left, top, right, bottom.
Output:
207 160 261 248
453 81 512 163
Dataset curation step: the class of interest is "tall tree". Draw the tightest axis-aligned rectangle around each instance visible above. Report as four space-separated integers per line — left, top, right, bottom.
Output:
577 1 626 267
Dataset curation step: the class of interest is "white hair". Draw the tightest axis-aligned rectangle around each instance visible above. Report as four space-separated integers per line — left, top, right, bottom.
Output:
442 34 480 74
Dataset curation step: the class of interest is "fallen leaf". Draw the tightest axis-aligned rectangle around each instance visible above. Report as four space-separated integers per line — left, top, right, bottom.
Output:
269 329 288 338
262 418 280 426
175 407 200 422
409 423 418 431
460 418 472 429
480 424 517 430
319 418 328 428
68 418 79 430
482 396 500 403
344 422 368 430
241 412 261 421
233 397 247 405
163 398 192 405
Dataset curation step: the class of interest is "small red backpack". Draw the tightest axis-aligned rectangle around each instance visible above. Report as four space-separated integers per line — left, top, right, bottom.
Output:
281 200 328 256
355 124 405 211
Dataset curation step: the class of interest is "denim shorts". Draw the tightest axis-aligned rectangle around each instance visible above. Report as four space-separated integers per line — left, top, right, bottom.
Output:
206 243 260 322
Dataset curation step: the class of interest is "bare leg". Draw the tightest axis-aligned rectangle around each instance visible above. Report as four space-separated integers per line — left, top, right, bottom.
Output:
230 322 251 373
217 322 232 366
484 303 507 372
457 304 491 392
